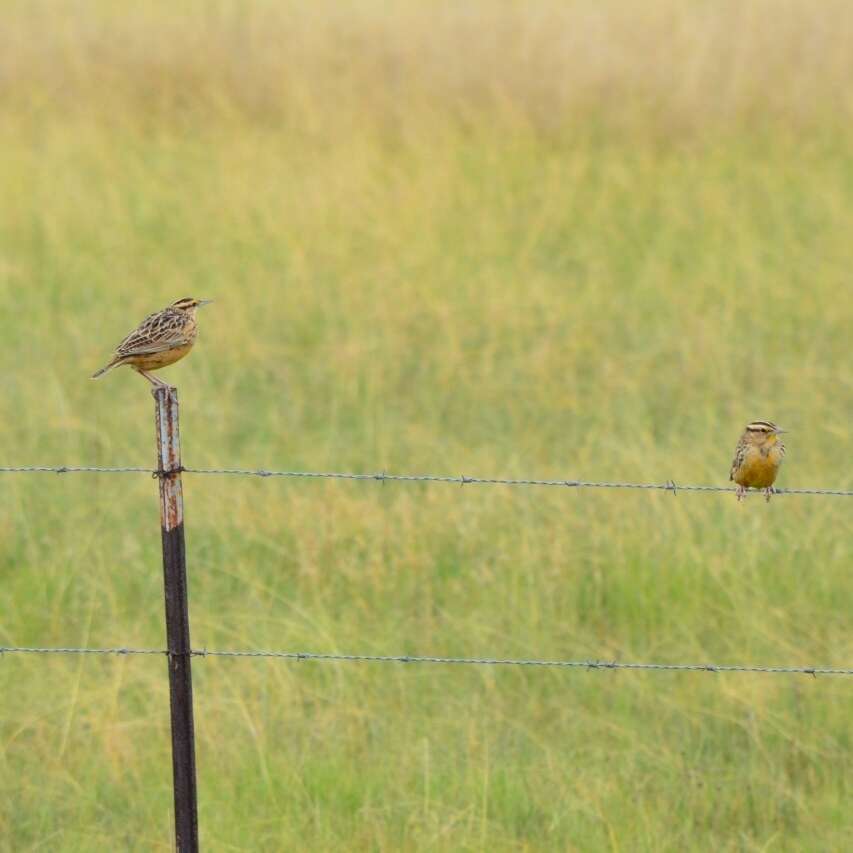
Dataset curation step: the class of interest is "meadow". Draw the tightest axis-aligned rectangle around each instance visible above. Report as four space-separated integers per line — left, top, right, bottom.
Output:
1 1 852 849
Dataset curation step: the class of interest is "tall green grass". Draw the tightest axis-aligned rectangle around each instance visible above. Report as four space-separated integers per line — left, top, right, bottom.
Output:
1 2 851 850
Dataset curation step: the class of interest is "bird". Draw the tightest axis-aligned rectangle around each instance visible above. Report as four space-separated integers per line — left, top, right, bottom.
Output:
91 297 212 387
729 420 787 502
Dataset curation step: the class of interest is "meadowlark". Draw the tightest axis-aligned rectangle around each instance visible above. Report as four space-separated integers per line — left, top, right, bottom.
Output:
91 297 212 387
729 420 787 502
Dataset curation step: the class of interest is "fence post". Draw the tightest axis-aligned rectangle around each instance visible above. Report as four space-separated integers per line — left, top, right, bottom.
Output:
153 385 199 853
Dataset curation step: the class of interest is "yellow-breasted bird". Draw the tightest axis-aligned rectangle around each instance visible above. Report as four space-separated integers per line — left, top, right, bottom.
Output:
91 297 212 387
729 420 787 502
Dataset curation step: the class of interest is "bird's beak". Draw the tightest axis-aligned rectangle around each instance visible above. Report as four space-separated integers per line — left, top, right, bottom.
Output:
198 299 214 307
773 427 788 434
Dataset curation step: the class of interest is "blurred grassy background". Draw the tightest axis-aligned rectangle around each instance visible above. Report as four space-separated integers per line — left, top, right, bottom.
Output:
1 1 852 850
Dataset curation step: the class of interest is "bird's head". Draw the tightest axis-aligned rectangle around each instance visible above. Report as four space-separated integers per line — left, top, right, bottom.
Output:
744 420 787 446
171 297 213 314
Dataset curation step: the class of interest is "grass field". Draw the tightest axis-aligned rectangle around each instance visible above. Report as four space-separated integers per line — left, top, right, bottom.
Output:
1 2 852 850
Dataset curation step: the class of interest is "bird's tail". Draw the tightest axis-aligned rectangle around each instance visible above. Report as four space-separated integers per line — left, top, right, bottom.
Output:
91 359 121 379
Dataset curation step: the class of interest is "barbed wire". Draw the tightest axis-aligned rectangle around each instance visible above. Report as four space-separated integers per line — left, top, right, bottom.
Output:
0 465 851 496
1 646 851 676
0 465 151 474
1 646 165 656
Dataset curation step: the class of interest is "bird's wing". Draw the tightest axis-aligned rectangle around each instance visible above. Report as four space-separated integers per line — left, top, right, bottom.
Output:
114 310 191 357
729 441 746 481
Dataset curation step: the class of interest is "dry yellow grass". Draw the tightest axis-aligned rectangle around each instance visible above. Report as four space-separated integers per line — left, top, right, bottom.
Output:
3 0 853 136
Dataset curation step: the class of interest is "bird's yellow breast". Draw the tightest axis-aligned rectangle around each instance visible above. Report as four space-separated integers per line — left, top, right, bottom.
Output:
733 445 783 488
126 342 195 371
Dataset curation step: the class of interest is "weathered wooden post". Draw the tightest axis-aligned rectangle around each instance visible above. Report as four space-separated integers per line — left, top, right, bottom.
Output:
153 385 199 852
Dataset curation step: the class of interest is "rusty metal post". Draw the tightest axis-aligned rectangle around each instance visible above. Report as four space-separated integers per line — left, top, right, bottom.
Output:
153 385 199 853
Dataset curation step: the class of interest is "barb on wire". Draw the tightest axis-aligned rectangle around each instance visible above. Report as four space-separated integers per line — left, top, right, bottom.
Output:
1 646 850 677
1 465 851 496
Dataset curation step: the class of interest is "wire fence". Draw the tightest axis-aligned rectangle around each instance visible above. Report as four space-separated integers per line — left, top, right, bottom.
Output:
14 395 847 851
1 463 852 496
2 646 851 677
2 460 851 679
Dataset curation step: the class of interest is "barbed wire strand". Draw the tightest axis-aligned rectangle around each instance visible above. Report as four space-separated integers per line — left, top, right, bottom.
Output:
0 465 850 496
1 646 850 676
0 465 151 474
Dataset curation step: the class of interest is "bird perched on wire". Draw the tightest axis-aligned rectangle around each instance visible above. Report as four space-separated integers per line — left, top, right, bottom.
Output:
729 420 787 502
91 297 212 387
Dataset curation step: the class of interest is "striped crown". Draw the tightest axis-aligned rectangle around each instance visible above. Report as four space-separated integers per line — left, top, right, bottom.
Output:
170 297 202 310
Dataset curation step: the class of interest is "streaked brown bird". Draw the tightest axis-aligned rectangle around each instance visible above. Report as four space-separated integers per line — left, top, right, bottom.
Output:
91 297 212 387
729 420 787 502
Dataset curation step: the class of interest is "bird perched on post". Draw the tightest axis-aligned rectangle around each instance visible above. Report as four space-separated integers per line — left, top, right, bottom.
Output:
91 297 212 387
729 420 787 502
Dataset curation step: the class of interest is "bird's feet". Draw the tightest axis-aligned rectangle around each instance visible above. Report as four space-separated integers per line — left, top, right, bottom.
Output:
764 487 774 503
736 484 746 502
135 368 173 390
